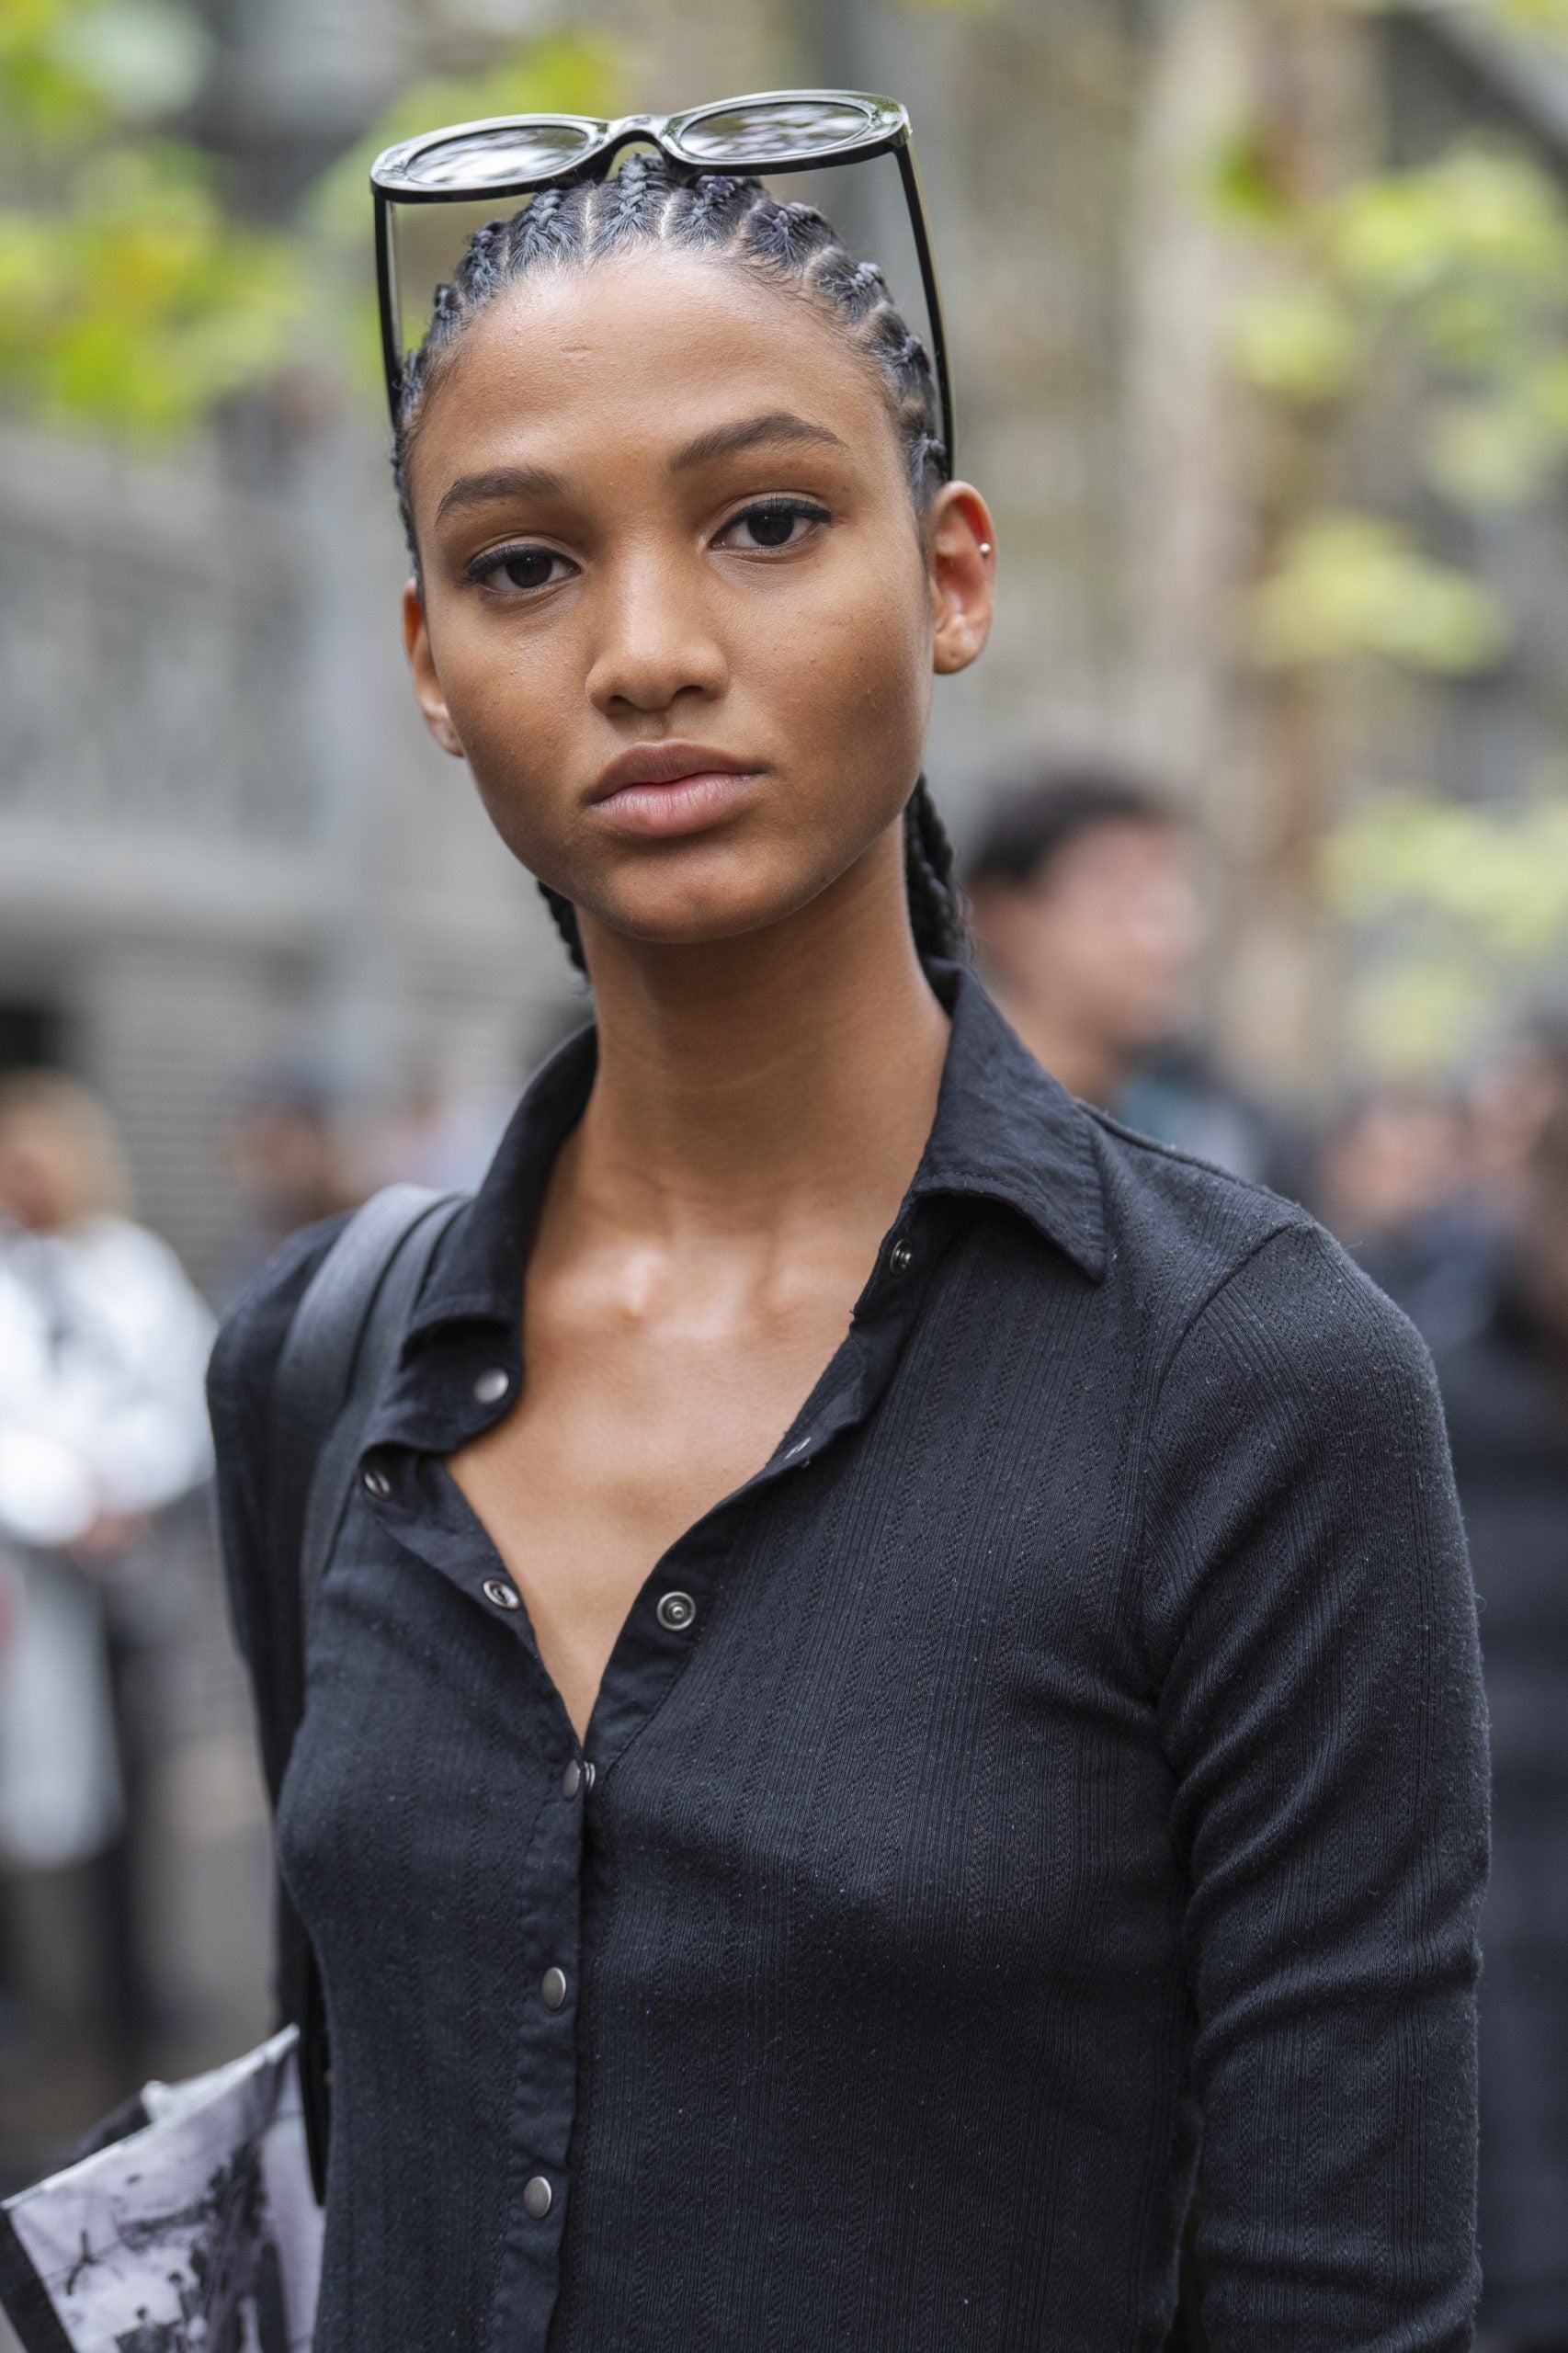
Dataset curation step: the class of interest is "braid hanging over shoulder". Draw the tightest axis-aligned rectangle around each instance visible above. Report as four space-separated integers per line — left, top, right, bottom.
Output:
540 882 587 977
903 777 969 964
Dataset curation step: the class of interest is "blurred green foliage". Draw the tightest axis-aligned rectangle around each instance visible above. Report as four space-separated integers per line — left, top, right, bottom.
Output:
1225 136 1568 676
0 146 301 433
304 30 622 398
2 0 205 142
1218 0 1568 711
309 34 623 244
1324 787 1568 1072
1250 513 1508 672
1220 0 1568 1073
0 1 622 434
1327 790 1568 961
1332 0 1568 28
1493 0 1568 28
0 0 303 433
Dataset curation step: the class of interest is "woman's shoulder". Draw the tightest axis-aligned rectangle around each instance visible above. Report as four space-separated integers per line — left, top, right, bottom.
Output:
1081 1103 1433 1408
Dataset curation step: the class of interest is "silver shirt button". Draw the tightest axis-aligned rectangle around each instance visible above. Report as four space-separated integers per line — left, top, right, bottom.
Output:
361 1463 392 1500
540 1966 568 2011
483 1576 521 1612
522 2175 553 2220
562 1759 582 1800
473 1366 510 1405
656 1590 696 1632
889 1235 915 1277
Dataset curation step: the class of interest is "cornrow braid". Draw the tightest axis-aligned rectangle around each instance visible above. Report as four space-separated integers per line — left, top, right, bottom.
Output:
540 882 588 977
903 776 968 963
676 172 755 243
589 149 664 251
509 184 572 267
392 153 967 974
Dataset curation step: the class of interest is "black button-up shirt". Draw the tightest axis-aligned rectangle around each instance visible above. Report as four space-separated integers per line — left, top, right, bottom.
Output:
210 964 1486 2352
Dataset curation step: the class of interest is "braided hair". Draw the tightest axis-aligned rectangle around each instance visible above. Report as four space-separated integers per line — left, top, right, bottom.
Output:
393 153 969 973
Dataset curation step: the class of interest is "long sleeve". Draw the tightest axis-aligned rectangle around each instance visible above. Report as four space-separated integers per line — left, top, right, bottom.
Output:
1142 1222 1489 2350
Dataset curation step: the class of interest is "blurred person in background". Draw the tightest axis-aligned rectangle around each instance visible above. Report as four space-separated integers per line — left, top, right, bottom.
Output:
965 769 1276 1180
1316 1085 1495 1352
214 1069 359 1303
1316 1030 1568 1354
1468 1029 1568 1237
0 1073 215 2107
361 1064 517 1199
1438 1081 1568 2353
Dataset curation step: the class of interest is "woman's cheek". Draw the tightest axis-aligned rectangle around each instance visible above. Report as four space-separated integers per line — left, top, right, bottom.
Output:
805 597 928 773
449 721 566 882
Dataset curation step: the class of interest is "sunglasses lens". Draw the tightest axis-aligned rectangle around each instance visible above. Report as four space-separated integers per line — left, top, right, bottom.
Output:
675 96 876 165
399 120 597 191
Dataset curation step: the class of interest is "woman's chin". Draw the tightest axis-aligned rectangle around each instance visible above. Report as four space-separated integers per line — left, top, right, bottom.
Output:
573 870 835 955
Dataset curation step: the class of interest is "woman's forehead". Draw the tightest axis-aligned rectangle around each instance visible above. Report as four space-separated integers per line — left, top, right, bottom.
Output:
413 248 889 478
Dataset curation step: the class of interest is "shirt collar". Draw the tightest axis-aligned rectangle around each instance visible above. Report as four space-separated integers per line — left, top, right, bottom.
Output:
405 959 1105 1353
909 962 1106 1279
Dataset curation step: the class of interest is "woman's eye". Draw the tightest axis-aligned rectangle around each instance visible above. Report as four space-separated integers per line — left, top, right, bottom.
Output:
468 544 576 595
716 500 830 554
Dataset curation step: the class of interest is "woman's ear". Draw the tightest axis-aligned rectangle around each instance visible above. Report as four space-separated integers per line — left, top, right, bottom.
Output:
403 579 466 758
928 483 995 677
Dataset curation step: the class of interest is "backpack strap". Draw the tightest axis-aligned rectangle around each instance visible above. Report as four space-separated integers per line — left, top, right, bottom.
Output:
265 1182 468 2200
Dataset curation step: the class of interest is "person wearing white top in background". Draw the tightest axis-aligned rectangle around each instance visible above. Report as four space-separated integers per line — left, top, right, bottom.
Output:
0 1071 215 2091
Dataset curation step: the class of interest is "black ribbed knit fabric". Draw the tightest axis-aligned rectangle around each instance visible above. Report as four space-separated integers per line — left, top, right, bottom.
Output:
209 964 1487 2353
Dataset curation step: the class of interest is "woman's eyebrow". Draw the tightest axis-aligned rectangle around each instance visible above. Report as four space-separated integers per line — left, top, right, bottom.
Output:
435 463 569 525
669 413 850 473
432 416 846 527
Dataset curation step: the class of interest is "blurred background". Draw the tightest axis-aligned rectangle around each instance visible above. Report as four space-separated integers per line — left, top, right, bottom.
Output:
4 0 1568 2339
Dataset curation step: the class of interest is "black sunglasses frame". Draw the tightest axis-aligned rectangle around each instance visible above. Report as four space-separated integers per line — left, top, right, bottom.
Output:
370 89 954 476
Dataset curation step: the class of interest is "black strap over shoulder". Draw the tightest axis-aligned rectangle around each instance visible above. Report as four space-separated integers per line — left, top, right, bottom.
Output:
265 1182 467 2200
274 1184 465 1644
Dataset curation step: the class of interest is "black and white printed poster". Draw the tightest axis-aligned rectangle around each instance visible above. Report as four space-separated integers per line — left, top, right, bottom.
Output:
0 2029 322 2353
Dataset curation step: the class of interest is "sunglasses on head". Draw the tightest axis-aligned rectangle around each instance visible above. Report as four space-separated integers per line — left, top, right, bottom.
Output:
370 88 954 474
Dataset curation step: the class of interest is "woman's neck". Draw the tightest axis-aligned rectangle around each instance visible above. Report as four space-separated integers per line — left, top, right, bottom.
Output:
568 827 950 1248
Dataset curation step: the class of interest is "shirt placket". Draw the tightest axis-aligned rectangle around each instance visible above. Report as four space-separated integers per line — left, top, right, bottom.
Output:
481 1751 588 2350
351 1206 945 2350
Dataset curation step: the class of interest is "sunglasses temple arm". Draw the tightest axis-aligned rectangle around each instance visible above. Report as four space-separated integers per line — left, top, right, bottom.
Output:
895 142 955 477
375 192 405 422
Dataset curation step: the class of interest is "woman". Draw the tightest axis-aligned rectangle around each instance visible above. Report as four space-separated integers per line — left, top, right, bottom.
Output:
210 120 1487 2352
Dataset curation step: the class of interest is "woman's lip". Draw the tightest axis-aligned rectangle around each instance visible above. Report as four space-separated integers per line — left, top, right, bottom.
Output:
588 768 762 840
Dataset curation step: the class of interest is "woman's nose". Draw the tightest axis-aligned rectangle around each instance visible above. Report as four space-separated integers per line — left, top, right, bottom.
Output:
585 555 729 715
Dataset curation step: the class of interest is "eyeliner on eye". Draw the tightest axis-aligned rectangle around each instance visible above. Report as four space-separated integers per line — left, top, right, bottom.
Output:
464 541 574 591
717 495 834 551
733 496 830 525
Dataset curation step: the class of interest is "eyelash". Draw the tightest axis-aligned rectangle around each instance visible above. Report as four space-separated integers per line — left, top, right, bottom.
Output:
464 543 575 594
715 495 833 553
463 497 833 597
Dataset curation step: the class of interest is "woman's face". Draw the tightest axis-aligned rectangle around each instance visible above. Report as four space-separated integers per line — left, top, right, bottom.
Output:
401 248 993 950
